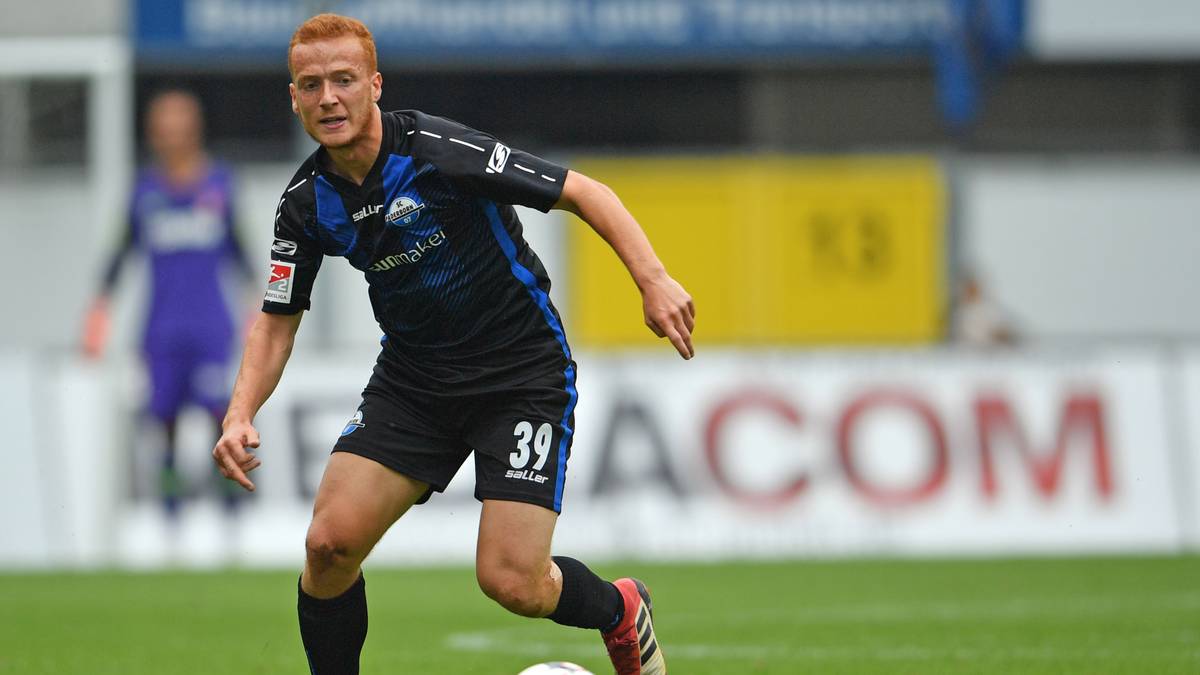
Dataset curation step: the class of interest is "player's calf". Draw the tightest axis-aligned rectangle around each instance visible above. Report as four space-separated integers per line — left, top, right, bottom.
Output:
544 556 624 629
298 572 368 675
477 562 559 617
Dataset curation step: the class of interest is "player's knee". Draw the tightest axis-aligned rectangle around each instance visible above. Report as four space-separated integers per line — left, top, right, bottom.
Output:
304 524 362 574
476 565 549 617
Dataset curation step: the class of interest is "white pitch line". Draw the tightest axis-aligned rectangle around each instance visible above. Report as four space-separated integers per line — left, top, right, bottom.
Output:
665 590 1200 626
444 629 1138 663
444 590 1200 665
445 631 789 660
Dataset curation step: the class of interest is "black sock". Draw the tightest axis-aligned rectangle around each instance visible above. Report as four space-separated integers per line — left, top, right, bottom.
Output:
160 418 180 517
547 556 624 631
298 574 367 674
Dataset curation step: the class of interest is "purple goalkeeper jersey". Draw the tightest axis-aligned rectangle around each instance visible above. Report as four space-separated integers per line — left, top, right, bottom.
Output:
104 162 250 355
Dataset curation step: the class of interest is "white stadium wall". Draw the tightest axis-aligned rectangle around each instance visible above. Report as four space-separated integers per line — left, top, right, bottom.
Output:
0 0 123 37
1028 0 1200 60
955 157 1200 341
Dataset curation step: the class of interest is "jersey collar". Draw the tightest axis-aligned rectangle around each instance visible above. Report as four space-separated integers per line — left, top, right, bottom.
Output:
314 111 395 197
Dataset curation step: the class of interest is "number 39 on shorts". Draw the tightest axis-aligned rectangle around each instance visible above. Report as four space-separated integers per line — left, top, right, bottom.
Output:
510 421 553 471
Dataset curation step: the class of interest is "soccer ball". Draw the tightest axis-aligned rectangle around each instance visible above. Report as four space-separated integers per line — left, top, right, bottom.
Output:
517 663 595 675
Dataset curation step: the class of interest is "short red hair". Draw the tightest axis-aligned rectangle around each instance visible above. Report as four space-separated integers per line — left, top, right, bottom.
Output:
288 13 377 77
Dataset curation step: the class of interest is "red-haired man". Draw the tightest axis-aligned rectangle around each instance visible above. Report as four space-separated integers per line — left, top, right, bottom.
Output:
213 13 692 674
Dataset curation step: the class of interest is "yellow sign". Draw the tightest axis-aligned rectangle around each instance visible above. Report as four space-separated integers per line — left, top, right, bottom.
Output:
568 156 945 345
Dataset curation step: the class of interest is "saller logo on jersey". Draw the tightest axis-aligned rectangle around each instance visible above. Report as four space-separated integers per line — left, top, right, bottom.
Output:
353 204 382 222
265 261 295 304
487 142 510 174
271 238 298 256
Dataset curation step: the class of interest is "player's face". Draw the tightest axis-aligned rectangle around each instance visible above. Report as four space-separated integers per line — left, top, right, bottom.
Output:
146 93 203 163
289 36 382 150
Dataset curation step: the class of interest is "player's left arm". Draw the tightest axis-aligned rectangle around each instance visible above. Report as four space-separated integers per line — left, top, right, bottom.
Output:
554 170 695 360
412 114 694 356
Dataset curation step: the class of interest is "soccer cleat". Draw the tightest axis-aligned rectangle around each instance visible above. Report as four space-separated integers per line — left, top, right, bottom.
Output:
602 578 666 675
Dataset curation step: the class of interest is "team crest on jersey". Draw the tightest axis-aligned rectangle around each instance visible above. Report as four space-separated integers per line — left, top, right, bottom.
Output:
487 142 510 174
385 196 426 226
341 409 365 437
264 261 295 304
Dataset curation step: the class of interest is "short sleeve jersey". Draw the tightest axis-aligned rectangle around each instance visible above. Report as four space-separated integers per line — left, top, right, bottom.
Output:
264 110 572 391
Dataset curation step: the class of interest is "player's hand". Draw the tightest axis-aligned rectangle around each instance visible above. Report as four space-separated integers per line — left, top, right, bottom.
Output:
213 420 262 492
640 271 695 360
82 298 111 360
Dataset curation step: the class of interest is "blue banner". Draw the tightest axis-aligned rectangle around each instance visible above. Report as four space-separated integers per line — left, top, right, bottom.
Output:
135 0 1022 66
933 0 1025 130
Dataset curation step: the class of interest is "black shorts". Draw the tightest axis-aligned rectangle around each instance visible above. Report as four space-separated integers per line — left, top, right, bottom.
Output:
332 352 578 513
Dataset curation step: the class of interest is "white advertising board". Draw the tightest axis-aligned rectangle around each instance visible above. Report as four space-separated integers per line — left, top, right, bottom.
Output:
3 347 1185 568
1174 349 1200 548
126 347 1184 567
562 348 1181 557
0 352 52 566
0 354 123 568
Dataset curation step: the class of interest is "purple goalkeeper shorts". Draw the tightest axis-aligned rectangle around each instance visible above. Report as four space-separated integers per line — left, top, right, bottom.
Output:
144 349 231 421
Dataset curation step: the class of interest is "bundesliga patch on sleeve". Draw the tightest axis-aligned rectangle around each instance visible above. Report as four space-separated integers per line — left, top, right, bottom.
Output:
265 261 295 304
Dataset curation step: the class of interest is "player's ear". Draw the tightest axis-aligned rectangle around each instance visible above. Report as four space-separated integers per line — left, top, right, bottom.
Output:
289 83 299 115
371 72 382 102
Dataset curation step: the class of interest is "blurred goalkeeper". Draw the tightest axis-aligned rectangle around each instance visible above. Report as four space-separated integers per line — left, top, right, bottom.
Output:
83 90 254 517
212 13 692 675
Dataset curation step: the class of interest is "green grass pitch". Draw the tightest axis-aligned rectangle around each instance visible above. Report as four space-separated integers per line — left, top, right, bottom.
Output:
1 556 1197 674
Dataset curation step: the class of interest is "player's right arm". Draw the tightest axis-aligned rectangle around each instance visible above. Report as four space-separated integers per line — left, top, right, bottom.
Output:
213 311 303 491
214 166 323 491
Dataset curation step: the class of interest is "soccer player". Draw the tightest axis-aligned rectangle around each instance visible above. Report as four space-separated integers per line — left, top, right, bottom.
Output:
211 14 693 675
85 89 253 517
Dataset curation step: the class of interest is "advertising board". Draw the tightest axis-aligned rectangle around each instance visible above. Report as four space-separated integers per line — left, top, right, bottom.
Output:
569 157 945 345
137 0 1000 63
218 348 1184 564
2 347 1184 568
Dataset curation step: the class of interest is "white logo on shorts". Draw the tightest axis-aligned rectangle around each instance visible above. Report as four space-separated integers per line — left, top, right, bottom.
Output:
341 410 365 437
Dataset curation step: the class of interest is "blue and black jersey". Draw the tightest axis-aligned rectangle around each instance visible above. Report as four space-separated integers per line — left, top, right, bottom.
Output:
263 110 573 393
